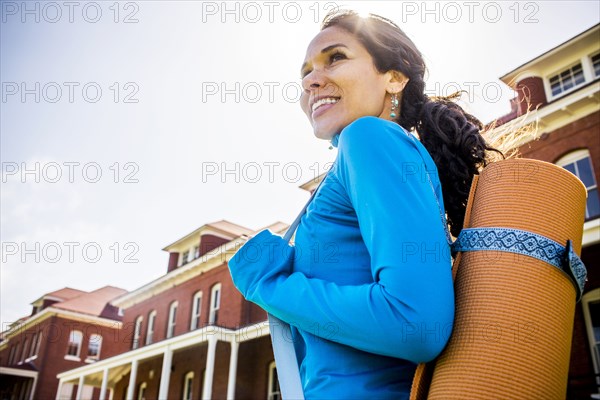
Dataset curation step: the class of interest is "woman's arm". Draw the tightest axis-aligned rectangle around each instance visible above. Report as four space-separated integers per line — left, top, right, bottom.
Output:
228 117 454 363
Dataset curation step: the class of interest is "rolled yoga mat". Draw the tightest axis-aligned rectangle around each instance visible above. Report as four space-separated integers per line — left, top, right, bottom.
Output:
411 158 588 400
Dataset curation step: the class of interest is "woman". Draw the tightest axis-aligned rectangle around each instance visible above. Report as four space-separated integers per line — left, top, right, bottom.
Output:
229 9 500 399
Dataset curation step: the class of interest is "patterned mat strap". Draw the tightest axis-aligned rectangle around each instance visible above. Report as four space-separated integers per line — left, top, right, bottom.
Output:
451 227 587 302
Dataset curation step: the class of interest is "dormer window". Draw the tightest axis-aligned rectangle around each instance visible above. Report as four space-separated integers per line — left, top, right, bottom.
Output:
592 51 600 77
194 245 200 259
180 251 190 266
549 62 585 97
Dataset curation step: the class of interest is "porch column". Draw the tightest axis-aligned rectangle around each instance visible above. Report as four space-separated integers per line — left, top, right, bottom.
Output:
202 335 218 400
75 375 84 400
54 379 63 400
226 340 239 400
126 359 138 400
158 347 173 399
28 374 38 400
99 368 109 400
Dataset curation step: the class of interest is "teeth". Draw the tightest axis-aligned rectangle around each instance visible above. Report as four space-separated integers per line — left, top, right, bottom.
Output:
312 97 339 112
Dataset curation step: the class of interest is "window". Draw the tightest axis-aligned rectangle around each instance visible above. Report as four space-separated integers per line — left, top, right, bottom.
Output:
34 332 42 357
66 330 83 359
549 62 585 97
557 150 600 220
167 301 178 338
137 382 147 400
180 251 190 266
87 334 102 360
8 344 17 365
191 291 203 330
182 371 194 400
12 343 20 364
133 316 143 350
20 338 29 363
146 310 157 345
194 245 200 259
582 289 600 389
209 284 221 325
592 52 600 78
28 332 38 359
267 361 281 400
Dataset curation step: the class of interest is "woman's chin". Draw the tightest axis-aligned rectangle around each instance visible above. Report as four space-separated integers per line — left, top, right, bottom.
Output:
312 122 341 141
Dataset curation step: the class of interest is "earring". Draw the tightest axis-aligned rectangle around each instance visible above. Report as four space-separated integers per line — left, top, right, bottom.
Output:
390 93 399 119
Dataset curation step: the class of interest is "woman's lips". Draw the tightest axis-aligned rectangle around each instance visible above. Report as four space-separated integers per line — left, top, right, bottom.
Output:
312 102 337 119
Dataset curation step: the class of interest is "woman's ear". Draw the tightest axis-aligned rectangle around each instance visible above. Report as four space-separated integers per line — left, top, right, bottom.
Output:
386 71 409 94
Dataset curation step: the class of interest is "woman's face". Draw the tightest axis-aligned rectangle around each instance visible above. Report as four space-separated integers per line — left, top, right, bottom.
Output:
300 25 404 140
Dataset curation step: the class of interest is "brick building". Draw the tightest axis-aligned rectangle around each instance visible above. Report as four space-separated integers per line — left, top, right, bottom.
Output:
0 286 127 400
491 23 600 398
56 220 287 400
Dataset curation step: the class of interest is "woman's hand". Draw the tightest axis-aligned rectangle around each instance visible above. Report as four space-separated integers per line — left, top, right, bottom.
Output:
228 229 296 302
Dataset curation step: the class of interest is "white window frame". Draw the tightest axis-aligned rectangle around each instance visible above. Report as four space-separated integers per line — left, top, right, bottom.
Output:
546 52 600 101
582 288 600 391
8 343 17 365
65 330 83 361
193 245 200 260
146 310 157 345
180 251 190 266
34 332 42 357
20 338 29 363
86 333 102 361
547 60 585 100
557 149 599 220
267 361 281 400
167 301 178 338
26 332 38 361
182 371 194 400
209 284 221 326
137 382 147 400
590 51 600 78
191 291 203 330
133 316 143 350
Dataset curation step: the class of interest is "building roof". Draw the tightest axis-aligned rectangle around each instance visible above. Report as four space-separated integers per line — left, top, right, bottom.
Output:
162 219 254 251
32 287 87 305
500 23 599 87
254 221 289 236
52 286 127 317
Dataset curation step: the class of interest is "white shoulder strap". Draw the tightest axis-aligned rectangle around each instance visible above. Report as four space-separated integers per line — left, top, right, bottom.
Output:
268 174 328 399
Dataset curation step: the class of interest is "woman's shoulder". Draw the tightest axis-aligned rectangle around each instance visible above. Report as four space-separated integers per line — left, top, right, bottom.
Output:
337 116 418 156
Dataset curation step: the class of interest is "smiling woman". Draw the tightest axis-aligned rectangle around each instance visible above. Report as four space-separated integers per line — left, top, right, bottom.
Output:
228 8 502 399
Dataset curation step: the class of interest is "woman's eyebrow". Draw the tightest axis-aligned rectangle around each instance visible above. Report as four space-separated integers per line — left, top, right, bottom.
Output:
300 43 349 75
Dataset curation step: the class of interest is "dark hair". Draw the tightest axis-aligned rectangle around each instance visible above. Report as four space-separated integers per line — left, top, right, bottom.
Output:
321 9 503 236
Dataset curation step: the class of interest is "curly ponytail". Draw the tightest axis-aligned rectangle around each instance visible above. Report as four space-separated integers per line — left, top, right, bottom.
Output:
321 9 503 236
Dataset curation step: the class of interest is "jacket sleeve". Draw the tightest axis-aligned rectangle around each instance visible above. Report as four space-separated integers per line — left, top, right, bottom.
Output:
228 117 454 363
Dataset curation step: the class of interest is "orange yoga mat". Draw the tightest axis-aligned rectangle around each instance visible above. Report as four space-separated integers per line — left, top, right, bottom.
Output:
411 158 587 400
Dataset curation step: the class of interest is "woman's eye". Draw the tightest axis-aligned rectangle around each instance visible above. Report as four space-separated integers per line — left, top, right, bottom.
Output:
330 52 346 63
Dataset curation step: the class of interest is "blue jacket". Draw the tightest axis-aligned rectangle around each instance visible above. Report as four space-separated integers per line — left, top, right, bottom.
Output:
229 116 454 399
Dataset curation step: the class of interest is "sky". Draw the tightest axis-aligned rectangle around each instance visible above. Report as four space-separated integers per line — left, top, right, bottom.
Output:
1 0 599 329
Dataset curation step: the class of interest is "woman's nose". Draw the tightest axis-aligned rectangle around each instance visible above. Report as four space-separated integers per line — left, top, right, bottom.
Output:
302 69 325 92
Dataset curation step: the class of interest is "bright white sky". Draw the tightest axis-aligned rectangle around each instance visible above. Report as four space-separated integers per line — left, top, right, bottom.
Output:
1 1 599 328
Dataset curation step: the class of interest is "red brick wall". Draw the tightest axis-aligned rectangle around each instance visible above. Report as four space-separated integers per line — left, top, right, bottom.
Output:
518 112 600 179
120 263 262 353
515 76 548 115
0 315 121 400
236 336 274 399
200 234 230 257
